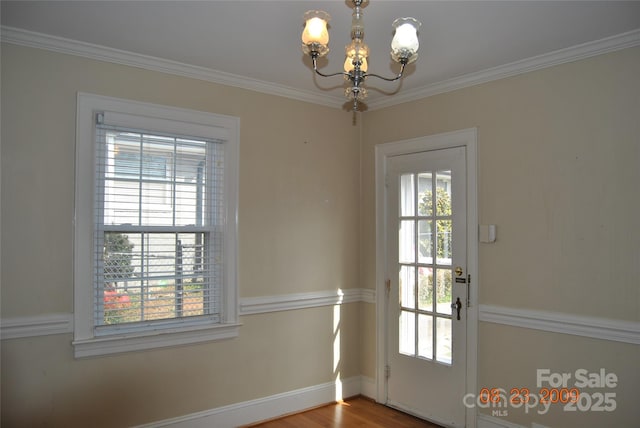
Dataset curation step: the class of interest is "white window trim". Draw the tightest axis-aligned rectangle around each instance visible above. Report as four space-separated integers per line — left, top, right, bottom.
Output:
74 93 240 358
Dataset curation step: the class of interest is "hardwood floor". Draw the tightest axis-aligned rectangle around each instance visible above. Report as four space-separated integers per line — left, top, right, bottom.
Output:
244 396 444 428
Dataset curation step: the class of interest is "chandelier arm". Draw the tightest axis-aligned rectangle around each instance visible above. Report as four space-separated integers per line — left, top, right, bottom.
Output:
312 55 351 79
362 62 407 82
313 68 351 79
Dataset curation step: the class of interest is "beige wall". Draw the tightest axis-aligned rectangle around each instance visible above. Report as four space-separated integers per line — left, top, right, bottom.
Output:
2 39 639 428
361 46 640 320
477 324 639 427
360 46 640 426
1 43 361 426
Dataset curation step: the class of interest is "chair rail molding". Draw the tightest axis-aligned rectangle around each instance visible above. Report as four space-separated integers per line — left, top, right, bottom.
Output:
1 288 377 339
0 313 74 339
5 300 636 345
239 288 373 316
479 304 640 345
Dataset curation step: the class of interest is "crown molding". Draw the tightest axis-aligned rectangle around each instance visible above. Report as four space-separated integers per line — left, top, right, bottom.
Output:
2 26 639 111
0 26 342 109
367 28 640 110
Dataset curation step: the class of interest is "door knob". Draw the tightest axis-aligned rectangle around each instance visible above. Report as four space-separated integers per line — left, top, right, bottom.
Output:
452 297 462 320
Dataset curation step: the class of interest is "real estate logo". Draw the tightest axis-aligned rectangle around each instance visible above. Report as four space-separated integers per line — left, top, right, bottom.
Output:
462 368 618 416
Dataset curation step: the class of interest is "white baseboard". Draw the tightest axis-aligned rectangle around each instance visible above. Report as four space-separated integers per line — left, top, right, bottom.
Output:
477 413 525 428
477 414 552 428
360 376 376 399
134 376 367 428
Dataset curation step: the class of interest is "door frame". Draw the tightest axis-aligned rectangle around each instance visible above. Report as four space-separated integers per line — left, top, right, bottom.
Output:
374 128 478 428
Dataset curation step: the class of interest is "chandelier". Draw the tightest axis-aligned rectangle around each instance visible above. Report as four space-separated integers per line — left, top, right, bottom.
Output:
301 0 421 111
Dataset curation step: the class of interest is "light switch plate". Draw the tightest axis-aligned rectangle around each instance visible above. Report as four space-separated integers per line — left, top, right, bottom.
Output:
479 224 496 243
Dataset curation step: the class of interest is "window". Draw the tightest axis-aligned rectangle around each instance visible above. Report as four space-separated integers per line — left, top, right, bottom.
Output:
74 94 239 357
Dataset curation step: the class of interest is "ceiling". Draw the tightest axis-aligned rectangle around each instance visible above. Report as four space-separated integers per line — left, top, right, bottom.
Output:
2 1 640 110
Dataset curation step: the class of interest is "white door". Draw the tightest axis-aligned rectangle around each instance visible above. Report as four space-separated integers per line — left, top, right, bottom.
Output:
386 146 467 427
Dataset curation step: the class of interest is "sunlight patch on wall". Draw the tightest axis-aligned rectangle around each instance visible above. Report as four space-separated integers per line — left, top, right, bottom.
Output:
334 289 344 401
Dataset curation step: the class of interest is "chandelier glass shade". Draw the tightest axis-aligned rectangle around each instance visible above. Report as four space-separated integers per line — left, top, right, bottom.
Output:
301 0 421 111
301 10 331 57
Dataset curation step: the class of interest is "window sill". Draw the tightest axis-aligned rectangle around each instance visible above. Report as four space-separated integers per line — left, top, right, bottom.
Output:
72 322 241 358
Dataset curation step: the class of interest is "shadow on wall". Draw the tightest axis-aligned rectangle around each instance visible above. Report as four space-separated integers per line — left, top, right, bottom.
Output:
1 344 164 427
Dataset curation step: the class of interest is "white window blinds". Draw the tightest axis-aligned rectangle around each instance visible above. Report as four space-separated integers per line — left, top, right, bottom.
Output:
94 116 225 331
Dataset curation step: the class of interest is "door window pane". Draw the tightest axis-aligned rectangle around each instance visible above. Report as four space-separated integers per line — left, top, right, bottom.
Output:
418 220 433 264
418 267 433 311
400 174 415 217
436 269 452 315
399 265 415 309
436 317 452 364
417 172 433 216
436 170 452 216
418 314 433 359
399 311 416 356
399 220 415 264
436 220 452 265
